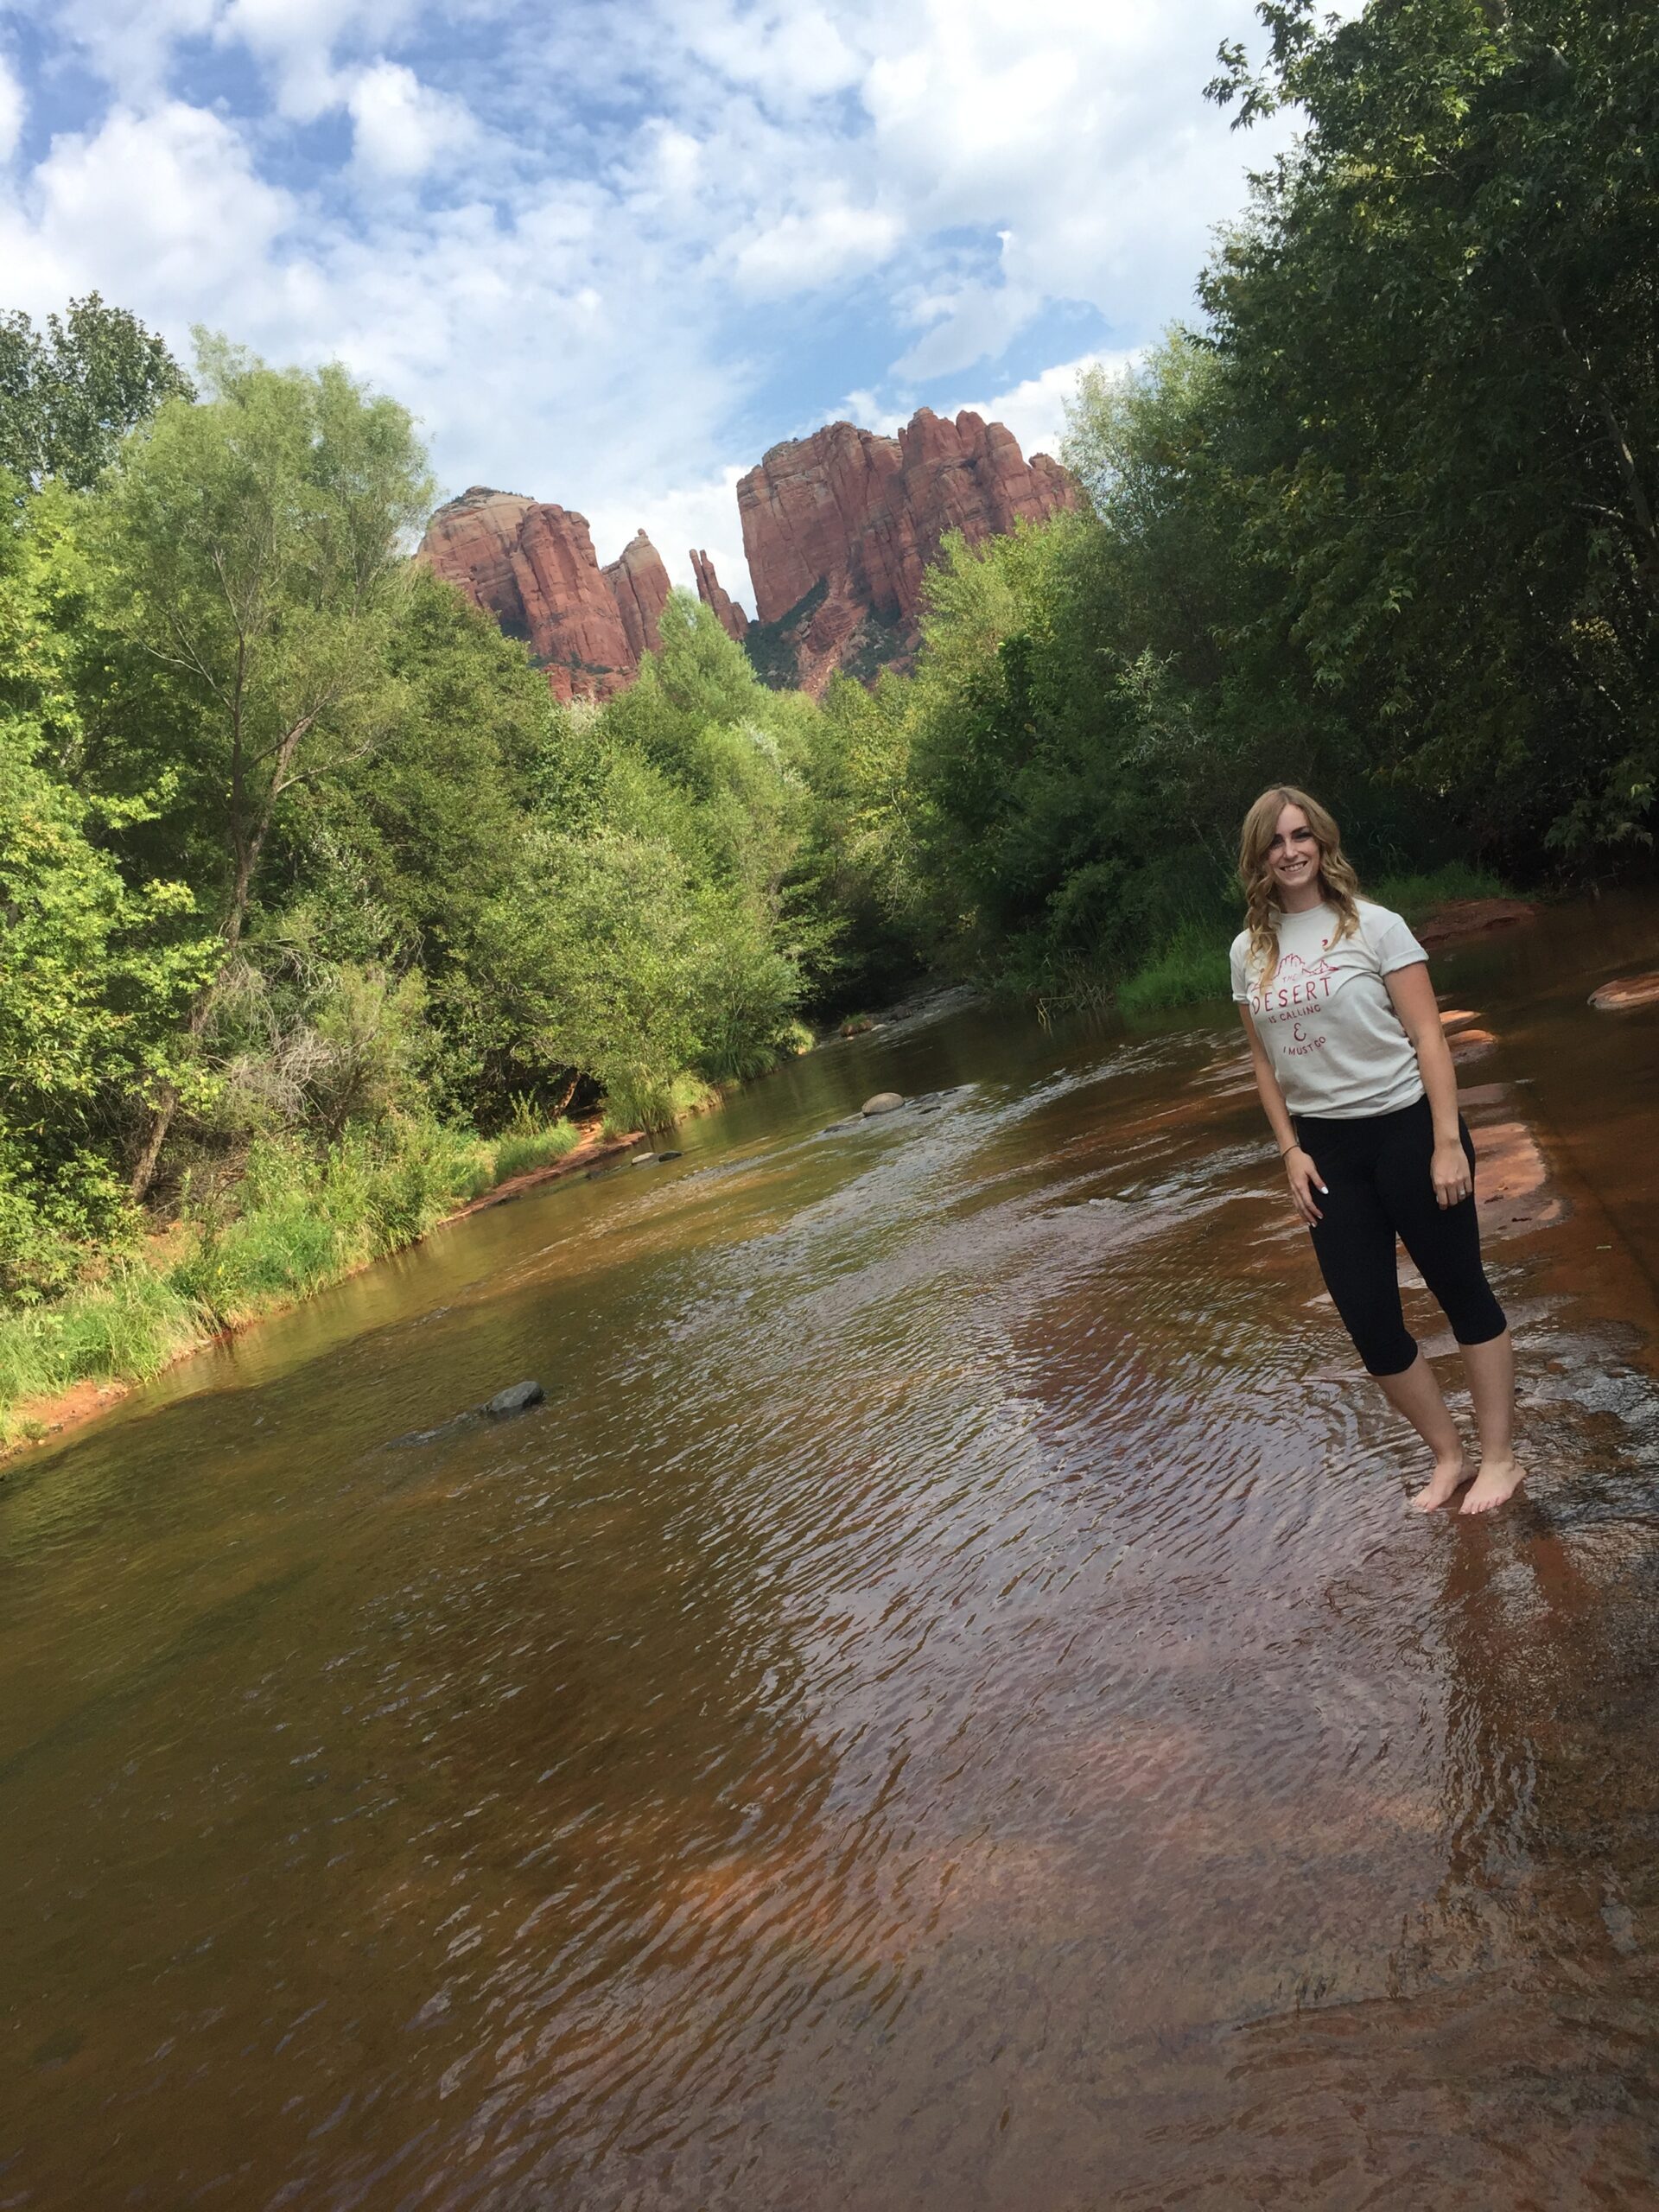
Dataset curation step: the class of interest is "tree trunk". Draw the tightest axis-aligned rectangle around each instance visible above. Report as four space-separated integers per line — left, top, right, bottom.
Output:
129 822 269 1200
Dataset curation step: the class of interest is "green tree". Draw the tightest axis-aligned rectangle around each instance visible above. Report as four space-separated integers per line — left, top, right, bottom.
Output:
1204 0 1659 855
0 295 193 492
784 671 928 1006
0 485 212 1293
92 339 434 1193
284 568 553 1123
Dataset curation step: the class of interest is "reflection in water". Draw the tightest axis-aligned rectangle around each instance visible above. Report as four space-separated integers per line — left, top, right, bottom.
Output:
3 896 1657 2209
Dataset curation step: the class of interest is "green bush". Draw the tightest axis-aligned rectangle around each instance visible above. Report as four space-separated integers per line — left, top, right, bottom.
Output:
491 1122 580 1184
1112 865 1516 1018
1370 864 1510 921
601 1071 718 1136
1118 927 1235 1016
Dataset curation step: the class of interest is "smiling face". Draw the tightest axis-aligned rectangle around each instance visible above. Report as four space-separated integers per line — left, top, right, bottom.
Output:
1266 804 1323 902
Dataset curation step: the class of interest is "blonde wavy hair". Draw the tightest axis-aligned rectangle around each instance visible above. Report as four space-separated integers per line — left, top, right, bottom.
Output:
1238 785 1363 988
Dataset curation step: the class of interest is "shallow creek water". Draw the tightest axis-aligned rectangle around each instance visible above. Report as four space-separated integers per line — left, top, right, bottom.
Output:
4 896 1659 2210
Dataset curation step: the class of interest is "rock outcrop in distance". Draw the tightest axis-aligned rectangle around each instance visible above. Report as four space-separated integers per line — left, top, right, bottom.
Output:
417 406 1078 700
738 407 1078 694
417 488 671 702
691 548 749 643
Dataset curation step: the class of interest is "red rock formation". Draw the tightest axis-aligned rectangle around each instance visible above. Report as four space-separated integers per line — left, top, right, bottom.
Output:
603 531 672 664
690 548 749 643
422 408 1077 702
418 486 661 702
736 406 1079 692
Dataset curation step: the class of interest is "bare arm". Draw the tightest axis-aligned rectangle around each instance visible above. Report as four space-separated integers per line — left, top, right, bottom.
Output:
1384 961 1471 1209
1239 1006 1327 1225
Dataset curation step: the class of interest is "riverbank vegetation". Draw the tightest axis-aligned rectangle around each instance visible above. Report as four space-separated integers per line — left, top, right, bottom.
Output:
3 0 1653 1437
829 0 1656 1010
0 314 849 1435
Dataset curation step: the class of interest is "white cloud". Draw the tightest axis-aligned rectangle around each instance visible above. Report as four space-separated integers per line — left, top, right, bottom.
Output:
0 55 26 165
0 102 293 317
948 348 1141 464
830 348 1140 467
681 2 865 103
1 0 1299 613
733 200 900 296
347 60 474 179
44 0 219 102
216 0 420 118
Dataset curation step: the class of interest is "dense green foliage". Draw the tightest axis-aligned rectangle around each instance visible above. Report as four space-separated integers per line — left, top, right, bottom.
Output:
1 296 194 493
869 0 1656 1002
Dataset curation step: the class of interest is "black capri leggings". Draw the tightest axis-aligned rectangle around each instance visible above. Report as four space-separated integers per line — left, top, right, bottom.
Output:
1295 1094 1506 1377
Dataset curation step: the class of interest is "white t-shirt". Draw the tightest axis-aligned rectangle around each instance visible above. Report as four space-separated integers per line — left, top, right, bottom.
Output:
1230 899 1428 1118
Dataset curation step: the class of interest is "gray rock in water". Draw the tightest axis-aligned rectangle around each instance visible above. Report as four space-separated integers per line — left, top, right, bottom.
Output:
481 1380 545 1419
632 1154 658 1167
861 1091 906 1116
657 1149 683 1160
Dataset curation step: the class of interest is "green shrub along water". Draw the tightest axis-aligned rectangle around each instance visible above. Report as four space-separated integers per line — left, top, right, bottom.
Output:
3 0 1655 1429
0 1116 579 1439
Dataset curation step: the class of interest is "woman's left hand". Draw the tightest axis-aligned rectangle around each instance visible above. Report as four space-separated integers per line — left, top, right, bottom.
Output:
1431 1137 1472 1211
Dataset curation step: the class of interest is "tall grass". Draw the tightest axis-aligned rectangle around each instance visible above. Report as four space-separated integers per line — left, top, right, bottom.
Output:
600 1070 720 1137
0 1266 207 1429
1116 925 1233 1016
0 1112 581 1443
1370 861 1510 919
489 1122 582 1185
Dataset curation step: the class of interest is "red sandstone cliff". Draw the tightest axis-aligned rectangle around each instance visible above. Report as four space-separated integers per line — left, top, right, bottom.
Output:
603 531 672 665
690 548 749 643
418 488 671 702
736 408 1078 693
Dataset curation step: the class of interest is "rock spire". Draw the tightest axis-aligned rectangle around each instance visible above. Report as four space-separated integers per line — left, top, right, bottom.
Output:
690 548 750 643
417 489 671 702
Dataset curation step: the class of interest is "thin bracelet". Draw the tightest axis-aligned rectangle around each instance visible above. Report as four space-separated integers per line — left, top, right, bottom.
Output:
1279 1141 1300 1157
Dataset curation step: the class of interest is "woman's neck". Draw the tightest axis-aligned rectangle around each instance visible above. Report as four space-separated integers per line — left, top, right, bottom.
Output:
1278 877 1327 917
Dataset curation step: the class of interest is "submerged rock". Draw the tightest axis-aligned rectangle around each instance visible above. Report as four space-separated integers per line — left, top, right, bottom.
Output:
1414 898 1536 951
387 1377 544 1447
1450 1027 1497 1064
1590 970 1659 1011
861 1091 905 1116
482 1380 545 1419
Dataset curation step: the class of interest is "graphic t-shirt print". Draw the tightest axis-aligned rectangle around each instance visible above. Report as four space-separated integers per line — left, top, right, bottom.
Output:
1231 901 1427 1118
1246 947 1335 1059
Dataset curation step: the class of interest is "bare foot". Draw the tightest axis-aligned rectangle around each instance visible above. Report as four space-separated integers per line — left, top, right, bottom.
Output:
1412 1452 1471 1512
1459 1457 1526 1515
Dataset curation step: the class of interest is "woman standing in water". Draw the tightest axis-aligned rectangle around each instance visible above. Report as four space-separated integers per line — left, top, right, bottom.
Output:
1233 787 1522 1513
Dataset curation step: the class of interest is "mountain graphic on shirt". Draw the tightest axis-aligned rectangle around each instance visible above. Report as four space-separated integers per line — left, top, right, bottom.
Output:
1250 947 1338 1016
1274 951 1335 983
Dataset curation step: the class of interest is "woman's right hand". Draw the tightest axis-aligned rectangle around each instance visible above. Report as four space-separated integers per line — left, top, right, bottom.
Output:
1283 1145 1327 1226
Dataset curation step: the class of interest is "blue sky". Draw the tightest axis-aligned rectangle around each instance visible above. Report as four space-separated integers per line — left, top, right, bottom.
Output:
0 0 1296 609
